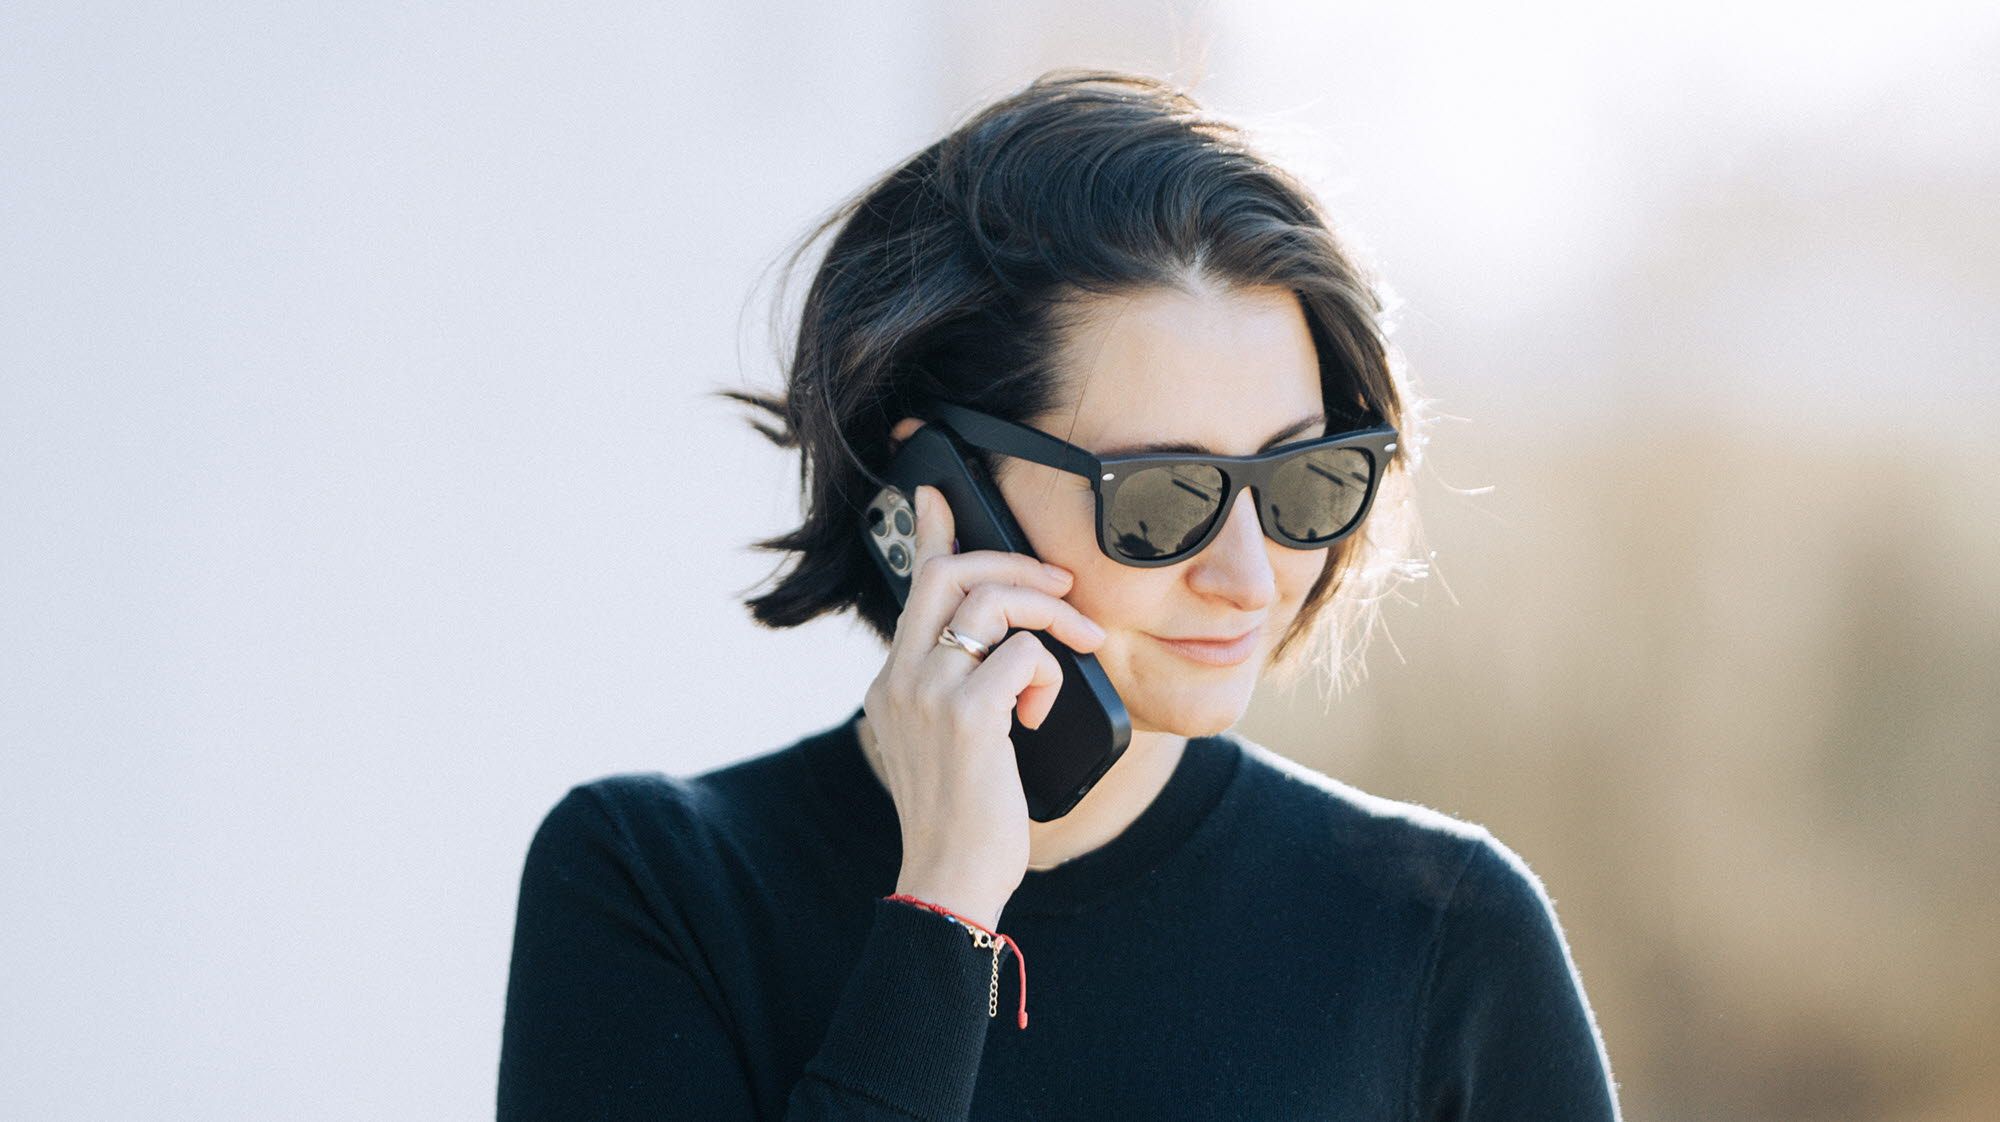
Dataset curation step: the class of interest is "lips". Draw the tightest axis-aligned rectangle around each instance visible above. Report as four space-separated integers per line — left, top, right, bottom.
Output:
1150 627 1261 666
1162 628 1259 643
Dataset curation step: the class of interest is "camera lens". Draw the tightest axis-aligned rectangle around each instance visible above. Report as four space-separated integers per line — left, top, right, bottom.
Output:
893 508 913 536
886 543 909 574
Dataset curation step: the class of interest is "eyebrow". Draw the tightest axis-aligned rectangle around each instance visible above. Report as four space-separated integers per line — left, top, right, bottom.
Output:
1093 412 1327 458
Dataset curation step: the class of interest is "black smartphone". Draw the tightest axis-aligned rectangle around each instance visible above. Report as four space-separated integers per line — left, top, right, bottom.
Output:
859 420 1131 822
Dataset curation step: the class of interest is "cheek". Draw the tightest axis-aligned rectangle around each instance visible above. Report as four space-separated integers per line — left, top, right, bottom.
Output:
1066 575 1167 638
1276 548 1326 597
996 467 1104 576
1269 550 1331 627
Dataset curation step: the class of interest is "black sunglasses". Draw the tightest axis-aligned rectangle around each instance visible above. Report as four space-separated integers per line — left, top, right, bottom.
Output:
933 402 1399 568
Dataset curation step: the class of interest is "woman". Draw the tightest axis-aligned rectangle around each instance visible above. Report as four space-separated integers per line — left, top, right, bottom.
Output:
499 69 1621 1121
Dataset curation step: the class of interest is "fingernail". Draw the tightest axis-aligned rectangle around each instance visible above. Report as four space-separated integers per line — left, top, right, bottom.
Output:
1043 563 1071 584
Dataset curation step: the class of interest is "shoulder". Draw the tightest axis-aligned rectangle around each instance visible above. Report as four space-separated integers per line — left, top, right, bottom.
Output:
525 741 816 873
517 774 690 890
1221 731 1588 994
1221 731 1515 913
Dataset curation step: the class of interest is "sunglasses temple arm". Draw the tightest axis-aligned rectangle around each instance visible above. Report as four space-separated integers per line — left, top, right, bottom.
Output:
935 403 1102 479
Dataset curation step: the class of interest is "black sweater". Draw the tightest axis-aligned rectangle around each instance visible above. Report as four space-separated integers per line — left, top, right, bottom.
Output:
498 706 1622 1120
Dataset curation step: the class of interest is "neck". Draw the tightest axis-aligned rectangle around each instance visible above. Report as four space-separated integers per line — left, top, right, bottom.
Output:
854 712 1188 872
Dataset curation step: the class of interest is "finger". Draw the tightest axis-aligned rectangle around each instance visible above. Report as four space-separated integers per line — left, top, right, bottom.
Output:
898 488 1076 649
909 485 955 574
965 630 1065 730
935 582 1106 662
1016 648 1063 730
888 485 961 664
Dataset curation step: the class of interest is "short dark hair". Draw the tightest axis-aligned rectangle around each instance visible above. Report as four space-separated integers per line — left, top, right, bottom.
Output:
713 68 1431 697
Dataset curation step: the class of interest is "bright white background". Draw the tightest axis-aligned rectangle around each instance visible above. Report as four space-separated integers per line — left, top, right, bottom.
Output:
4 3 1995 1118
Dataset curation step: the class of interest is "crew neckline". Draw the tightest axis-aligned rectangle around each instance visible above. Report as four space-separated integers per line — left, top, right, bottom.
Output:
801 705 1243 917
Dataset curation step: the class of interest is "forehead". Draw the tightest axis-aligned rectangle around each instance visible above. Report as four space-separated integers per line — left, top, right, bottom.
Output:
1039 282 1325 456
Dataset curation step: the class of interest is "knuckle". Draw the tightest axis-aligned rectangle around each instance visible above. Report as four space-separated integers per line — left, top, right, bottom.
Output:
999 629 1043 658
945 692 982 728
961 582 1005 617
877 671 913 707
912 549 952 583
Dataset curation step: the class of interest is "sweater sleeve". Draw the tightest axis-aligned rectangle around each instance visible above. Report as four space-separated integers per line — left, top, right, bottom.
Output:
497 784 997 1121
1407 832 1623 1122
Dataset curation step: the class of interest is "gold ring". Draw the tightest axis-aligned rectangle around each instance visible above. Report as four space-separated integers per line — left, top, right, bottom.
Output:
937 626 993 661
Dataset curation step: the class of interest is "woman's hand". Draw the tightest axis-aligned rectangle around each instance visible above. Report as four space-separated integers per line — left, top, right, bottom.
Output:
860 484 1108 930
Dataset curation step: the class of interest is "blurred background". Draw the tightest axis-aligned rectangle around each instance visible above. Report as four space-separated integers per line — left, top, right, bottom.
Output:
3 2 1995 1119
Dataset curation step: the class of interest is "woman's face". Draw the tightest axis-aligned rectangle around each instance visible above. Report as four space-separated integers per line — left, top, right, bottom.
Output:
896 281 1328 739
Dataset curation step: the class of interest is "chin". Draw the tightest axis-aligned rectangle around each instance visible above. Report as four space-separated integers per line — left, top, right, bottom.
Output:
1123 673 1256 739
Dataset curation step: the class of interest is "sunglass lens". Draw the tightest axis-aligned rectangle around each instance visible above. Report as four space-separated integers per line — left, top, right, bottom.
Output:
1266 448 1372 543
1107 463 1227 561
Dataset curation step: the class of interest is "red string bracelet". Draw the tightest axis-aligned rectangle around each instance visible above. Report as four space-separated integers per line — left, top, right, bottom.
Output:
882 893 1029 1029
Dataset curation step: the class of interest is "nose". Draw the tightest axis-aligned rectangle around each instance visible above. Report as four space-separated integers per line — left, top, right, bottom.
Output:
1184 487 1276 609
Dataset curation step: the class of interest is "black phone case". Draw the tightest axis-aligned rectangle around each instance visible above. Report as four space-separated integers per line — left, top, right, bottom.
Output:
860 421 1131 822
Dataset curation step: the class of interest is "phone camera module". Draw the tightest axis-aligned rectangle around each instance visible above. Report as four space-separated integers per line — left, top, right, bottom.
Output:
865 486 919 581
